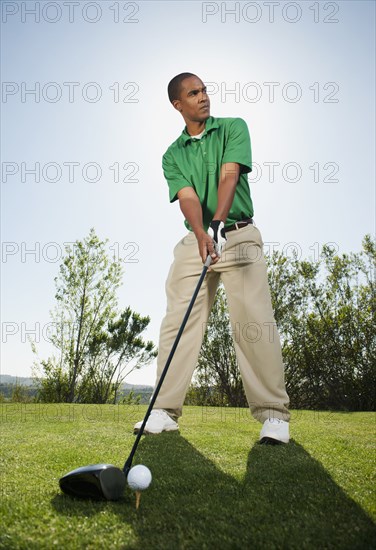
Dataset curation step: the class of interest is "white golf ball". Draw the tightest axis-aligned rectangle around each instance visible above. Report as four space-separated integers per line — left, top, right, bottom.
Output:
127 465 152 491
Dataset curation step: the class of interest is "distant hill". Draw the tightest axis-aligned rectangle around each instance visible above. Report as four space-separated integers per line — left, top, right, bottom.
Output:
0 374 153 392
0 375 35 386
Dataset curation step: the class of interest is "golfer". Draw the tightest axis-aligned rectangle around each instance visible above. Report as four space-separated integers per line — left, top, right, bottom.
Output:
134 73 290 444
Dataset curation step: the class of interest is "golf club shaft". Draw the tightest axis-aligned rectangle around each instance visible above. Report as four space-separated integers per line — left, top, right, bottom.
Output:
123 255 212 474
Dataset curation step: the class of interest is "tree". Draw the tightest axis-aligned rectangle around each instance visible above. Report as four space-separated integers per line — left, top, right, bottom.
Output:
190 285 247 407
11 381 34 403
80 307 157 404
267 235 376 410
188 235 375 411
32 228 157 403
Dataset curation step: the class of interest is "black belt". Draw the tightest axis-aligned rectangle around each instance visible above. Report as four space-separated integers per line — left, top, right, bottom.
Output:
225 218 253 232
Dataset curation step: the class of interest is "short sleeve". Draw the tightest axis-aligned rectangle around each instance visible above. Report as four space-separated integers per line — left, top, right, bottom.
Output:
221 118 252 174
162 150 194 203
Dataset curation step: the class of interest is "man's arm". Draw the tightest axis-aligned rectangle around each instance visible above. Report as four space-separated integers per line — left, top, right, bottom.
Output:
177 187 218 263
213 162 240 222
177 162 240 264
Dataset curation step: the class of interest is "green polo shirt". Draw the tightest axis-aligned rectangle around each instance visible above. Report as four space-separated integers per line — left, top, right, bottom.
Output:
162 116 253 231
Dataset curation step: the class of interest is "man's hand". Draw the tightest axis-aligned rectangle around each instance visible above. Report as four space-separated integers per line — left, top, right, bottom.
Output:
195 229 219 264
178 187 221 264
208 220 227 257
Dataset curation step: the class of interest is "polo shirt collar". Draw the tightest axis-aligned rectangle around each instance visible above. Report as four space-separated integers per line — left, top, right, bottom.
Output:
180 116 219 145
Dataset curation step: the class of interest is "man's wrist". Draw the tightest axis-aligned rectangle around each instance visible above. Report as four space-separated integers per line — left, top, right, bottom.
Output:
212 215 226 224
210 219 224 228
193 226 206 239
209 220 226 237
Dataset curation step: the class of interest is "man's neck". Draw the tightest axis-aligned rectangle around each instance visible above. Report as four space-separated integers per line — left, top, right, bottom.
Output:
185 119 207 136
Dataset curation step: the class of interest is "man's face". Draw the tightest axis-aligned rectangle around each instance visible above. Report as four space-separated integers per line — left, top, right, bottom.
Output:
173 76 210 123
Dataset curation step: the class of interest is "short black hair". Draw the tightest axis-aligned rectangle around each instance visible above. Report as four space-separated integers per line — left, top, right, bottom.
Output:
168 72 197 103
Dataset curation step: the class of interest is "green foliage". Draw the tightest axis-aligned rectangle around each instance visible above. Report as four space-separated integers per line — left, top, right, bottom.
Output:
0 383 38 402
189 235 375 411
32 228 157 403
11 384 34 403
33 357 71 403
4 380 36 403
267 235 376 410
82 306 157 404
121 389 141 405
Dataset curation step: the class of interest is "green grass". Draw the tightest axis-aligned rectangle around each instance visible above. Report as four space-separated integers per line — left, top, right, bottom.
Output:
1 404 375 549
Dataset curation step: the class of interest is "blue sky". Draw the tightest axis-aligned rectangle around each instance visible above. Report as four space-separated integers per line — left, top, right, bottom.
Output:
1 0 375 386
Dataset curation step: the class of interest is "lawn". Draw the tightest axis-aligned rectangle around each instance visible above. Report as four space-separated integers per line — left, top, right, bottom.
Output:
1 404 375 549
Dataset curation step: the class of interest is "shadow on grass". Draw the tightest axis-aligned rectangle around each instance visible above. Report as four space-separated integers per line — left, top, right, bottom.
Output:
52 434 376 549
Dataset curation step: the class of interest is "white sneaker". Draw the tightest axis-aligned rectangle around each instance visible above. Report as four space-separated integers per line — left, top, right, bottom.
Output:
259 418 289 444
133 409 179 435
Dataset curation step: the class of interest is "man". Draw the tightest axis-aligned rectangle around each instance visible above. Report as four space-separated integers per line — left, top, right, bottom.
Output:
134 73 290 444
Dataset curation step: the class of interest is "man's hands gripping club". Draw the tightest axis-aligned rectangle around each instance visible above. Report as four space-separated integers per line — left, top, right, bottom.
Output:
177 162 240 264
195 220 227 264
208 220 227 258
176 188 225 264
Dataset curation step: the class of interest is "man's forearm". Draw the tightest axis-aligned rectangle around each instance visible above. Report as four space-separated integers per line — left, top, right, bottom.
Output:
213 178 238 222
178 194 205 237
213 163 240 222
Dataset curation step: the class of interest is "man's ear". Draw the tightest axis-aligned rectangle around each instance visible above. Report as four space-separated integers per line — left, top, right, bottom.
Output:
172 99 182 112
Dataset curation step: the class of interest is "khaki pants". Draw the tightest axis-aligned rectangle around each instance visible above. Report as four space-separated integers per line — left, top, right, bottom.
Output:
153 224 290 424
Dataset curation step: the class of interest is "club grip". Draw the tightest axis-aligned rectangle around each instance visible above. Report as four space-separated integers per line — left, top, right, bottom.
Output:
204 255 212 268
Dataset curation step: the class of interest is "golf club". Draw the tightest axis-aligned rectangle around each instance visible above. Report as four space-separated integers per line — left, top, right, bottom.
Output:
59 255 212 500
